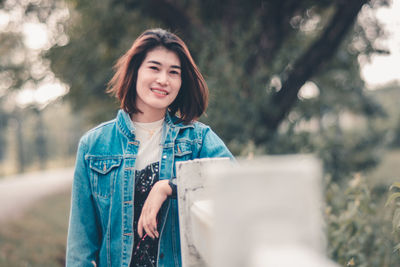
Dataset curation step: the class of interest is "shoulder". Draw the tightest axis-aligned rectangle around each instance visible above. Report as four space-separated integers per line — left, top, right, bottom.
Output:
173 119 212 141
79 118 117 147
188 120 211 134
176 120 227 148
190 121 233 159
168 112 209 132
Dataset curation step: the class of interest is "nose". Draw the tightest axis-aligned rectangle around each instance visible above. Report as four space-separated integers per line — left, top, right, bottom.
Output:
156 71 169 86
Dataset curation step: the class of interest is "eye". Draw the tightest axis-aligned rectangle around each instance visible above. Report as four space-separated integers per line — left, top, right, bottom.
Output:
170 70 181 76
149 66 159 71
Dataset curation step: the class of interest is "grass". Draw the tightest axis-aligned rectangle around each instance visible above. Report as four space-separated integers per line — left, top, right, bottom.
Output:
0 189 71 267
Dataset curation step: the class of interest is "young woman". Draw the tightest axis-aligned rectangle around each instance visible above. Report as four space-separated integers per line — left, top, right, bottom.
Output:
66 28 233 267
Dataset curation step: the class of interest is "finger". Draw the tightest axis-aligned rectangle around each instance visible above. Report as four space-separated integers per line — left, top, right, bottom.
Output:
141 208 157 236
138 216 143 238
155 217 159 238
148 214 159 238
148 219 158 239
140 207 153 238
150 216 159 238
147 216 158 239
140 209 152 238
144 223 155 239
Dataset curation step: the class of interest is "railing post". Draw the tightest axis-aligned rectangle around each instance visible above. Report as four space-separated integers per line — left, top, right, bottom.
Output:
176 158 230 267
177 155 339 267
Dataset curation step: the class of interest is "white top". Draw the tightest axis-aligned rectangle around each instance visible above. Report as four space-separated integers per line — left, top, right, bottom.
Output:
132 119 164 170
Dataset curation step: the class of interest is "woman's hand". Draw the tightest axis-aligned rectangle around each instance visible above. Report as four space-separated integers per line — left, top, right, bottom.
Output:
138 180 172 239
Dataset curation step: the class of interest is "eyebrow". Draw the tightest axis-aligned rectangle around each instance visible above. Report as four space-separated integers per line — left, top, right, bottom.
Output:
147 60 181 69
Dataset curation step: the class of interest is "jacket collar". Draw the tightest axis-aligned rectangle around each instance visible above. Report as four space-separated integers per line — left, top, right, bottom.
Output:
117 109 135 139
164 111 194 129
117 109 194 139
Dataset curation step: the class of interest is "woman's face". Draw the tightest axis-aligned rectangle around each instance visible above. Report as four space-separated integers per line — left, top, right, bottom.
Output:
135 46 182 121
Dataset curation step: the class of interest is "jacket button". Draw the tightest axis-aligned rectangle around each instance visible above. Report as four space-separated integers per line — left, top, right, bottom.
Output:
159 253 164 259
162 155 167 159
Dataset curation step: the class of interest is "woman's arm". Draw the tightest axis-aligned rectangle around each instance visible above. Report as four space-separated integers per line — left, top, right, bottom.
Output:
138 125 233 238
66 139 101 267
137 180 172 239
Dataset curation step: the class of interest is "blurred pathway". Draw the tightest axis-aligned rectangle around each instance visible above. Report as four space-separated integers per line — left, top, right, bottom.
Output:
0 167 74 223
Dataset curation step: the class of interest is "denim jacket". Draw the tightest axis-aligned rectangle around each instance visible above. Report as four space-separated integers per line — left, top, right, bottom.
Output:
66 109 233 267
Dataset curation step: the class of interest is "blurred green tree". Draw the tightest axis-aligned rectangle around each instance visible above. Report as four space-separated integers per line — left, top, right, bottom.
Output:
46 0 389 136
45 0 390 180
0 106 7 172
0 0 71 173
0 30 28 172
392 115 400 147
0 0 65 94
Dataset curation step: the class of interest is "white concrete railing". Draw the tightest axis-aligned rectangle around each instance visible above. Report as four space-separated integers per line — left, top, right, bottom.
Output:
176 155 339 267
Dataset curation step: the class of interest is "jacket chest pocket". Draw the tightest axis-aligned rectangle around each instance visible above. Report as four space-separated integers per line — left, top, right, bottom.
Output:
174 142 193 161
88 156 122 198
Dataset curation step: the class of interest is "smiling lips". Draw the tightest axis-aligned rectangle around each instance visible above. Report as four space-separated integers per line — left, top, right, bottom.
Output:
151 88 169 96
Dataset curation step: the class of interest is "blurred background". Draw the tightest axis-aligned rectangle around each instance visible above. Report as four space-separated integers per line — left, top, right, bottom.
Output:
1 0 400 266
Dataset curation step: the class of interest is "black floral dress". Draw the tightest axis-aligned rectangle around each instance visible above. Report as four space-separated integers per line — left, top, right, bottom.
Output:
130 162 160 267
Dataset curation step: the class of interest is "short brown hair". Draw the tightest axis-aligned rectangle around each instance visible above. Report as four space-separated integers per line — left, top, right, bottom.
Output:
107 28 208 124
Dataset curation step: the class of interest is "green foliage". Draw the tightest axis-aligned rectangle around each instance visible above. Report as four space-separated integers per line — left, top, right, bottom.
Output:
364 83 400 148
0 0 72 172
326 174 400 266
0 104 8 162
0 31 29 91
45 0 389 133
0 0 67 94
387 182 400 255
318 126 385 182
391 114 400 147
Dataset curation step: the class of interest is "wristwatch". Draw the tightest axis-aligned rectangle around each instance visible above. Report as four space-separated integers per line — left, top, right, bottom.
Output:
168 179 177 198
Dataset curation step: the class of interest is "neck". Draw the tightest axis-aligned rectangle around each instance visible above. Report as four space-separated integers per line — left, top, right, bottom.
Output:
131 108 166 123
